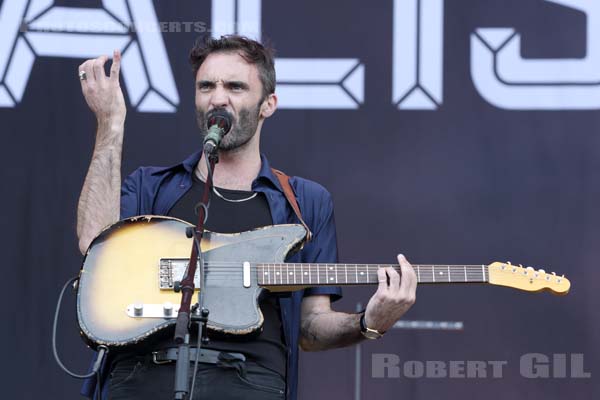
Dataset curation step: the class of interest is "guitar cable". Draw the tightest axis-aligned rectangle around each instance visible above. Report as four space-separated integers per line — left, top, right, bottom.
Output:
52 276 109 398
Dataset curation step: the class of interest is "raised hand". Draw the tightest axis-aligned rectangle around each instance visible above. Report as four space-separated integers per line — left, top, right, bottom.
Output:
78 50 126 125
76 50 126 254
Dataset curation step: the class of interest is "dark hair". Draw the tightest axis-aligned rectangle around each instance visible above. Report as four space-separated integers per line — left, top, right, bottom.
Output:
189 35 276 99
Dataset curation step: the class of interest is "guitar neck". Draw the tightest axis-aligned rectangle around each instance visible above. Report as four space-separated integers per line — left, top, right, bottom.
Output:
256 263 488 287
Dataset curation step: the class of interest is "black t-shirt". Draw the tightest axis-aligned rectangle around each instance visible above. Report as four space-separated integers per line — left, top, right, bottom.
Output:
167 174 287 377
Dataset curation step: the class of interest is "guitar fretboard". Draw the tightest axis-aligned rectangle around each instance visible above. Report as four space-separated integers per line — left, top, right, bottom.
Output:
256 264 488 286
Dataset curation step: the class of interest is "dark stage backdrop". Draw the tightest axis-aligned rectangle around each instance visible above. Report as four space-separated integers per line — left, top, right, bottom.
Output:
1 0 598 399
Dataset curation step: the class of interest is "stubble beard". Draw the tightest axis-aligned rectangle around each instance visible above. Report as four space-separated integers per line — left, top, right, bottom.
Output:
196 103 261 153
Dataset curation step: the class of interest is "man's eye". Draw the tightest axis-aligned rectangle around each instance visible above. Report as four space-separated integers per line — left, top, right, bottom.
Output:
198 83 212 91
230 84 243 91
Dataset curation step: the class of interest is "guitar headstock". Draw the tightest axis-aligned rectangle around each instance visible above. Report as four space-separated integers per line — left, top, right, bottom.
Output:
487 262 570 295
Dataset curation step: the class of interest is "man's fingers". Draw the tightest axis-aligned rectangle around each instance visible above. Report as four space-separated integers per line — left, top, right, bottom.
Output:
78 60 91 88
92 55 109 81
386 266 400 292
376 267 388 294
397 254 417 299
110 50 121 81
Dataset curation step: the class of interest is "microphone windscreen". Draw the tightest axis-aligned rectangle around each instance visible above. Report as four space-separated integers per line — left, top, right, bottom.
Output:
207 109 232 134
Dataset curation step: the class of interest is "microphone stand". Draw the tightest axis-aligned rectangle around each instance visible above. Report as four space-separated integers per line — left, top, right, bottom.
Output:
173 147 218 400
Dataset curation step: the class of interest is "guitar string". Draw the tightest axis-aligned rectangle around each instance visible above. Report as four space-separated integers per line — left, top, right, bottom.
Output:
166 266 493 274
175 269 492 274
174 262 490 269
195 272 491 275
173 276 491 280
172 267 496 276
169 265 535 276
167 265 494 281
170 265 492 272
188 276 490 279
190 269 492 273
161 261 494 267
181 268 491 273
167 280 491 284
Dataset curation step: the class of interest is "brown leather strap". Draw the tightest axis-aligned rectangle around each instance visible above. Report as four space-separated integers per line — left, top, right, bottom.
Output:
271 168 312 241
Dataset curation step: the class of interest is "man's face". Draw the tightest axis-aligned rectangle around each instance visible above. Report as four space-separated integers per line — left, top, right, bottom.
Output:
194 52 266 151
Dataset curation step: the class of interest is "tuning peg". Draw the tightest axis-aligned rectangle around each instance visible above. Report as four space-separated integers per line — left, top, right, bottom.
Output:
552 272 556 276
506 261 512 265
526 267 533 275
539 269 545 274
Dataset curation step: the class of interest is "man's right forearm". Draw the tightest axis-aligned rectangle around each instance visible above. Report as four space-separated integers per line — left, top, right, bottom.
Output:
77 120 124 254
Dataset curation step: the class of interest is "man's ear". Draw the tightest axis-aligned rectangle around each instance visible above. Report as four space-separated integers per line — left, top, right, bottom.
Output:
260 93 278 119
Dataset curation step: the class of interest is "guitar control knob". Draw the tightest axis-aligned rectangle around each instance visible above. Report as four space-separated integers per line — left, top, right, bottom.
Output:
133 303 144 316
163 302 173 316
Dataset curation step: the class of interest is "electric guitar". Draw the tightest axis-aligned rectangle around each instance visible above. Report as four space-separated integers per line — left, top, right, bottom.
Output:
77 216 570 348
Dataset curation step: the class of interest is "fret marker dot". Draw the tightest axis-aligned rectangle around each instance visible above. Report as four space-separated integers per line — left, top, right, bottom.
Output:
360 272 364 275
289 272 293 275
304 272 308 275
330 277 334 281
276 272 280 275
439 272 443 275
264 272 268 275
329 267 333 270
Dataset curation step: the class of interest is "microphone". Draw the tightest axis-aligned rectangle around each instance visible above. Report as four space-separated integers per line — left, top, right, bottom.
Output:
203 109 232 154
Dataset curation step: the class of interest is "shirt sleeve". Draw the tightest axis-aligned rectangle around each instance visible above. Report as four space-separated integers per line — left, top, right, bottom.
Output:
300 188 342 302
120 168 143 219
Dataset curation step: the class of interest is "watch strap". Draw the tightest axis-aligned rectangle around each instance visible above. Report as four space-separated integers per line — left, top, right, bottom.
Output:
359 312 384 339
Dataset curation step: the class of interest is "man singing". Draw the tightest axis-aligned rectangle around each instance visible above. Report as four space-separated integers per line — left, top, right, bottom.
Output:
77 35 416 400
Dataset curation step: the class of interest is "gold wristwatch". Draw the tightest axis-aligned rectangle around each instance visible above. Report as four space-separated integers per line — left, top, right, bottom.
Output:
359 313 384 340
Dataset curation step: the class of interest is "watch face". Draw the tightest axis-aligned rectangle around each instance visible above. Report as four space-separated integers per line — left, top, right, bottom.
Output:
363 329 382 340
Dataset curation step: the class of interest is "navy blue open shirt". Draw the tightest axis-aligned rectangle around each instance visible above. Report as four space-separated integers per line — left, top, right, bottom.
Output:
82 150 342 400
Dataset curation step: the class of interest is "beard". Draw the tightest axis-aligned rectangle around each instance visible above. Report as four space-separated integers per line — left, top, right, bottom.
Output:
196 103 261 152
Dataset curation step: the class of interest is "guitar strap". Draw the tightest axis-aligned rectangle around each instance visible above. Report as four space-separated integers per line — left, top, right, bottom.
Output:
271 168 313 242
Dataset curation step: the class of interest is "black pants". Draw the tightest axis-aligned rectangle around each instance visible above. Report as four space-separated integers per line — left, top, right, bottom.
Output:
107 355 286 400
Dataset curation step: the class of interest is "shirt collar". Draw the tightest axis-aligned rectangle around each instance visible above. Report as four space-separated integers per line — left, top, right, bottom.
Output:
179 150 284 193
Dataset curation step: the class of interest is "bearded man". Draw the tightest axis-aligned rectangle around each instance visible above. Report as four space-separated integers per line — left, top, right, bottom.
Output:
76 35 416 400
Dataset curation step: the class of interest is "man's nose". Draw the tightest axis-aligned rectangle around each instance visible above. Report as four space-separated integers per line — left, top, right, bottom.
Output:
210 84 229 108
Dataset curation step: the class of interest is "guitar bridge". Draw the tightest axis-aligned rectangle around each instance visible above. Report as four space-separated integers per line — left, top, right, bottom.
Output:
159 258 200 290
